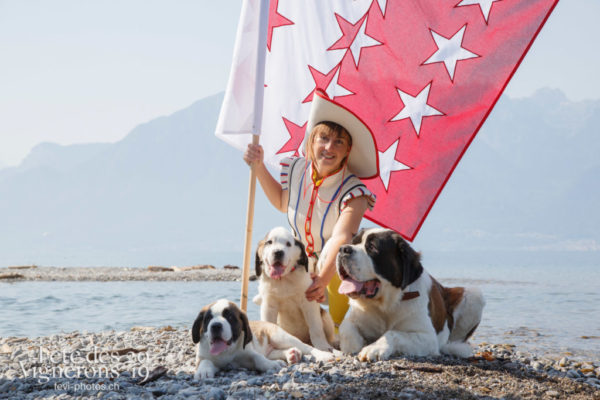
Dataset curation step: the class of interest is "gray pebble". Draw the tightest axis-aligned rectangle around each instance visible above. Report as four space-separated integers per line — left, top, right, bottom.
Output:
282 380 297 390
207 387 226 400
503 362 518 369
166 383 183 395
247 377 263 386
177 386 202 396
0 381 13 392
567 369 581 378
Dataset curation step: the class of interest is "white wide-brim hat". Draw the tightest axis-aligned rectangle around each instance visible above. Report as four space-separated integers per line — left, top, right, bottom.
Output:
303 90 379 179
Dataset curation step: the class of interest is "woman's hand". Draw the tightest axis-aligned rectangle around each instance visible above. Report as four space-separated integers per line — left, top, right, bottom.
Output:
305 273 327 303
243 144 264 166
305 197 369 304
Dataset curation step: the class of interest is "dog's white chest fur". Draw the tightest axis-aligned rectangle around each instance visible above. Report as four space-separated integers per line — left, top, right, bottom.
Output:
255 227 336 351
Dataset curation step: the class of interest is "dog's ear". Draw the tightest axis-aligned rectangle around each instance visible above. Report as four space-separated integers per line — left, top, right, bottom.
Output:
295 239 309 272
192 309 207 344
352 228 367 245
240 310 253 349
255 237 266 277
395 234 423 290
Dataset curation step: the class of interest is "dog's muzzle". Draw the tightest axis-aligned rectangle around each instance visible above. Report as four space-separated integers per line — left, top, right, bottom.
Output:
209 322 233 356
337 246 380 299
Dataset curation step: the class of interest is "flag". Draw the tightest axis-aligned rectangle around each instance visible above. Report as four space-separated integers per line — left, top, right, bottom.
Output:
216 0 559 241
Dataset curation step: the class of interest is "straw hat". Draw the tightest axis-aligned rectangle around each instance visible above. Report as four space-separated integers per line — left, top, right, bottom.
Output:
303 89 379 179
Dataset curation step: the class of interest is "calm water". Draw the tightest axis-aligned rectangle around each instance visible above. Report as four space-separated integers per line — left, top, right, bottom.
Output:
1 262 599 361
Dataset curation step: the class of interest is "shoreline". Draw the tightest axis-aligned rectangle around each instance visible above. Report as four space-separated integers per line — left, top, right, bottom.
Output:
0 266 244 282
1 327 599 399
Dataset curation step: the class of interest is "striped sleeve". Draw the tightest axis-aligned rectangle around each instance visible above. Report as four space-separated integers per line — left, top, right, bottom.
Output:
340 184 376 211
279 157 294 191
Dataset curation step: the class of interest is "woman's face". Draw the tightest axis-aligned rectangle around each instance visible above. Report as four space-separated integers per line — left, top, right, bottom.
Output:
311 129 351 178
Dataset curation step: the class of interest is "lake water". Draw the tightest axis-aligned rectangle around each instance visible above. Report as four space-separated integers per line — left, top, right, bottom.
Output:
1 260 599 362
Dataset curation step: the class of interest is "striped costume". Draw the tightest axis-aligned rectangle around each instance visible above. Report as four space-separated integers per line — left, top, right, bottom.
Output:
280 156 376 257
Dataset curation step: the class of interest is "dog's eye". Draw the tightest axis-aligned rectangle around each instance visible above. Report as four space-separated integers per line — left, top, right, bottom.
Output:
266 240 273 245
366 241 377 253
286 241 291 247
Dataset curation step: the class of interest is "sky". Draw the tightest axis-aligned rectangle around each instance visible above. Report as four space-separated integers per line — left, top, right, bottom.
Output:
0 0 598 167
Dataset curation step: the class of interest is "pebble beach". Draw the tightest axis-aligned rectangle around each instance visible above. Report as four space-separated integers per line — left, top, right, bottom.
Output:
0 265 243 282
1 326 599 399
1 266 599 399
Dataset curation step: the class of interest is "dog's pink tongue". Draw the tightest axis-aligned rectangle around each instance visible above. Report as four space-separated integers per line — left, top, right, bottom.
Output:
338 278 364 295
269 264 285 279
210 339 229 356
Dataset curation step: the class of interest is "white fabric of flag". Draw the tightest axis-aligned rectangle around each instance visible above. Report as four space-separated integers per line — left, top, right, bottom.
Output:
215 0 373 165
216 0 268 138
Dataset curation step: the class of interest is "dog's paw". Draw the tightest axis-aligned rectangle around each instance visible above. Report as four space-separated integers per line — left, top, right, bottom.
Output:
194 360 218 380
311 349 335 362
193 367 215 380
285 347 302 364
332 349 344 358
358 343 392 362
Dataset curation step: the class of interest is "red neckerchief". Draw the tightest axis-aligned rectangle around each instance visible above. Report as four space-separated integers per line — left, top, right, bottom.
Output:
302 160 347 257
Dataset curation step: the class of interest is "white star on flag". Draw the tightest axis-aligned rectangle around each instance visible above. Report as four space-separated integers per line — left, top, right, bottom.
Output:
423 25 479 81
376 0 387 16
327 66 353 99
391 83 443 137
379 140 411 191
349 16 382 68
457 0 502 23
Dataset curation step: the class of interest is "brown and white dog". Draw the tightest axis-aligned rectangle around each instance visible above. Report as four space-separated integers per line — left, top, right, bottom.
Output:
336 228 485 361
192 299 334 379
254 227 336 351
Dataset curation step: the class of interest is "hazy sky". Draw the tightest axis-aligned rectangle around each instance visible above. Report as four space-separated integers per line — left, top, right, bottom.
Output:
0 0 598 167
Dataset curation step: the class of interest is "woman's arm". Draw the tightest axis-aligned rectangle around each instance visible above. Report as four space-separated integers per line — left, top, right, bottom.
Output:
244 144 288 213
305 196 368 302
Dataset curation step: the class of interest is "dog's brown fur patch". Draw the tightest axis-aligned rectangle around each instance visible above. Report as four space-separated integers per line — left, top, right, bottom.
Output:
428 278 448 333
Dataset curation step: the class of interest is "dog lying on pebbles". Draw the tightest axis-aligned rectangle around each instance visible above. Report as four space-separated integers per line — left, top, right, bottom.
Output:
192 299 335 379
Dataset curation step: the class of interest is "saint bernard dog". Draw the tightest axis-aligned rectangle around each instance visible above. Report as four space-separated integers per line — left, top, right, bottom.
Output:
336 228 485 361
254 227 336 351
192 299 334 380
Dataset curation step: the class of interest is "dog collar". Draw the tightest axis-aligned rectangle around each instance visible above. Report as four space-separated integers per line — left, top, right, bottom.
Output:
401 291 420 301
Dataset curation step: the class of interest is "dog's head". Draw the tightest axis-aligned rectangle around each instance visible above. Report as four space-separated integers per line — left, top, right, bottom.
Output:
191 299 252 355
255 227 308 280
336 228 423 299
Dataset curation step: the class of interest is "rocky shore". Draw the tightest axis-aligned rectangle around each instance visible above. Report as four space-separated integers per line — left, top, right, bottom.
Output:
0 265 243 282
1 327 599 399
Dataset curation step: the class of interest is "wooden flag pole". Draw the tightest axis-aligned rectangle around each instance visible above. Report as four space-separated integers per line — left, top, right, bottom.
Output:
239 0 268 312
240 134 260 312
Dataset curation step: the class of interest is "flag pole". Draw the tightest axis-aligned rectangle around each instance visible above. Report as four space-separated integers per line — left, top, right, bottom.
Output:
240 134 259 312
240 0 269 312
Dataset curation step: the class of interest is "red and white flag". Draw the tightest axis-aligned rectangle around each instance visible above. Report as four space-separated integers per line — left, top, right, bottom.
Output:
216 0 559 241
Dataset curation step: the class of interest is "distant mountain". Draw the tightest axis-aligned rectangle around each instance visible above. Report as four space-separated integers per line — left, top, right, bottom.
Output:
0 89 598 268
0 93 287 267
413 88 600 253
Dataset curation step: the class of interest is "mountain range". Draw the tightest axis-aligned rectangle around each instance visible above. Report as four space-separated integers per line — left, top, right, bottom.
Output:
1 89 598 268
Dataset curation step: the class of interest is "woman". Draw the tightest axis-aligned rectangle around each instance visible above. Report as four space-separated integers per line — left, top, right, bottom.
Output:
243 90 378 328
